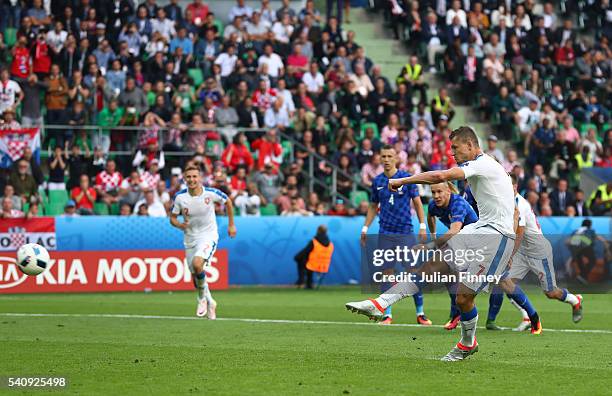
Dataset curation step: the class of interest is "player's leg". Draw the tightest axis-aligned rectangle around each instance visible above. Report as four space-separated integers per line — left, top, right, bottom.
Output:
535 254 583 323
444 282 461 330
507 293 531 331
379 267 394 325
346 259 451 321
440 284 479 362
192 240 219 319
189 251 209 318
499 277 542 334
413 291 432 325
485 286 504 330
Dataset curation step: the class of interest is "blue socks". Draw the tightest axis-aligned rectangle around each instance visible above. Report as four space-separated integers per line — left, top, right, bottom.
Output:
508 285 537 319
460 306 478 321
413 291 424 316
446 283 460 318
487 286 504 321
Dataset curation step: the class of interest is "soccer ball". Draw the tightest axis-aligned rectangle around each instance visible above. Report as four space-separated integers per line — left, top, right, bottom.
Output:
16 243 50 276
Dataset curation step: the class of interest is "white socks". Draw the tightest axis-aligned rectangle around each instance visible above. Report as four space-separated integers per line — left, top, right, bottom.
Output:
195 274 213 304
508 296 529 319
460 315 478 348
375 281 420 309
563 292 579 306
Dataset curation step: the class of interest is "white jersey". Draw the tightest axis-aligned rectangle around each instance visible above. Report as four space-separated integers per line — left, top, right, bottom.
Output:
515 193 552 258
460 153 515 237
171 186 228 248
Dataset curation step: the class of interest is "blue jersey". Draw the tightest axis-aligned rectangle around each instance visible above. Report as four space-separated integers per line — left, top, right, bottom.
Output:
371 170 420 234
428 193 479 229
462 185 479 216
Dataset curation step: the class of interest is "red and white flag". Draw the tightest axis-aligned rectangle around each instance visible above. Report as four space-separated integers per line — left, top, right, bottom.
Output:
0 218 56 251
0 128 41 168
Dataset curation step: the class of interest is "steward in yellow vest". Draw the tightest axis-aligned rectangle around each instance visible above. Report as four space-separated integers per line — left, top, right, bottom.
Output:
294 225 334 289
396 55 428 103
588 182 612 214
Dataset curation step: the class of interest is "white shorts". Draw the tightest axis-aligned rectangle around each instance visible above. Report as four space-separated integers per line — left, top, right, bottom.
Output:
445 223 514 293
185 239 218 273
508 250 557 292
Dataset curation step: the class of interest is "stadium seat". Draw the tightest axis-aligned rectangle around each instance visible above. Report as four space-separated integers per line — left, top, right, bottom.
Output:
350 191 369 207
5 28 16 47
110 203 120 215
48 190 69 205
360 122 379 140
260 203 278 216
94 203 109 215
188 68 203 87
206 140 225 157
282 141 293 159
45 202 65 216
580 123 598 135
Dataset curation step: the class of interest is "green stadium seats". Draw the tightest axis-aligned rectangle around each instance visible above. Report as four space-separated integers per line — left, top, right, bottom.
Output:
45 202 65 216
282 141 292 159
360 122 379 139
110 203 120 215
5 28 16 47
206 140 225 157
579 123 598 135
94 203 109 215
350 191 369 207
260 203 278 216
188 68 203 87
48 190 69 205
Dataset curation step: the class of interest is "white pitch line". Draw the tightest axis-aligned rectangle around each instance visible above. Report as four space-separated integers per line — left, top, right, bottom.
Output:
1 312 611 334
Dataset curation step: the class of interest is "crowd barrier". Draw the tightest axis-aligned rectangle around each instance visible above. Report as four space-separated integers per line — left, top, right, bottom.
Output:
0 216 609 293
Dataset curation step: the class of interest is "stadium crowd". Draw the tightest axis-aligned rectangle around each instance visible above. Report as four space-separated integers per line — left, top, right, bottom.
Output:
0 0 610 219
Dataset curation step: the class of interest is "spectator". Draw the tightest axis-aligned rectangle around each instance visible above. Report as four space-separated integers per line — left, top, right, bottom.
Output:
485 135 504 163
47 146 67 191
62 200 79 217
327 198 349 216
96 98 123 153
8 159 38 203
281 196 313 216
19 73 47 127
0 185 21 211
71 174 96 215
95 159 123 207
1 196 24 218
134 190 166 217
252 129 282 171
254 162 283 202
0 69 23 116
222 133 254 173
550 179 575 216
361 153 382 188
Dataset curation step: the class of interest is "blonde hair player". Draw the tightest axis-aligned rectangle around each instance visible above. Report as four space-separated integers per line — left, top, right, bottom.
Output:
170 165 237 319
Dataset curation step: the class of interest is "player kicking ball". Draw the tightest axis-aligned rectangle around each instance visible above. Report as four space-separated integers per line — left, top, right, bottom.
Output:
361 145 430 325
346 126 521 361
486 174 583 331
170 165 237 319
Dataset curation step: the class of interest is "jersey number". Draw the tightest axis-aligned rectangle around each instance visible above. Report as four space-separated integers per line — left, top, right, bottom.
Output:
388 195 394 205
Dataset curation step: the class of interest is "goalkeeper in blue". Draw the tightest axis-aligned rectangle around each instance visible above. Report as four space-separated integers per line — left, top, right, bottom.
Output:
361 145 429 325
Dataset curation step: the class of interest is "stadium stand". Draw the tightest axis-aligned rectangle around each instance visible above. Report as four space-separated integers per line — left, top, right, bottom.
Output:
0 0 609 219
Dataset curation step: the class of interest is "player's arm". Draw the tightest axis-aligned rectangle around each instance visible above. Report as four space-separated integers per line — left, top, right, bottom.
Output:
389 168 466 191
360 202 378 246
510 206 526 260
433 221 463 248
412 196 427 243
169 212 188 230
427 212 437 239
225 198 237 238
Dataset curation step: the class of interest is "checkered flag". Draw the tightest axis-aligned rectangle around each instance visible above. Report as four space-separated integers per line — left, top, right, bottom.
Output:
8 227 26 250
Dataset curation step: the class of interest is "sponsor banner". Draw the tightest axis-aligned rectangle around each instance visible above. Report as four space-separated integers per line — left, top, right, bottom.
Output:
0 218 56 251
0 250 228 294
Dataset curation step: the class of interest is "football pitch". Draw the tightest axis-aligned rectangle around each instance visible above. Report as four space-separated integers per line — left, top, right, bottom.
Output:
1 287 611 395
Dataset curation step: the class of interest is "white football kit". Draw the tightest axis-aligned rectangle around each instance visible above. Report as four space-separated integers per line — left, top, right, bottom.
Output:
172 186 228 272
446 153 516 292
508 193 557 291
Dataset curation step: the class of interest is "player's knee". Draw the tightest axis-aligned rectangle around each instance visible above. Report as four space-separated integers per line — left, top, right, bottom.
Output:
455 293 473 310
498 278 515 294
192 257 204 273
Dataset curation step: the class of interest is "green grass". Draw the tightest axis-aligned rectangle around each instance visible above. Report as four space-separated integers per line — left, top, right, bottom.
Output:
1 287 611 395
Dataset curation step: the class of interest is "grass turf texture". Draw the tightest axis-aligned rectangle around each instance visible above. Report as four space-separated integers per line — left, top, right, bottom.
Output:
1 287 611 395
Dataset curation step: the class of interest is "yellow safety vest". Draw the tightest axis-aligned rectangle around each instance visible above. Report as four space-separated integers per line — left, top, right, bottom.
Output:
434 95 451 114
574 153 593 170
397 63 422 84
306 239 334 273
589 184 612 209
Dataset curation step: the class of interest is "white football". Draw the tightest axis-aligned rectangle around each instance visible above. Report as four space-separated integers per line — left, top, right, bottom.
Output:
16 243 50 276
